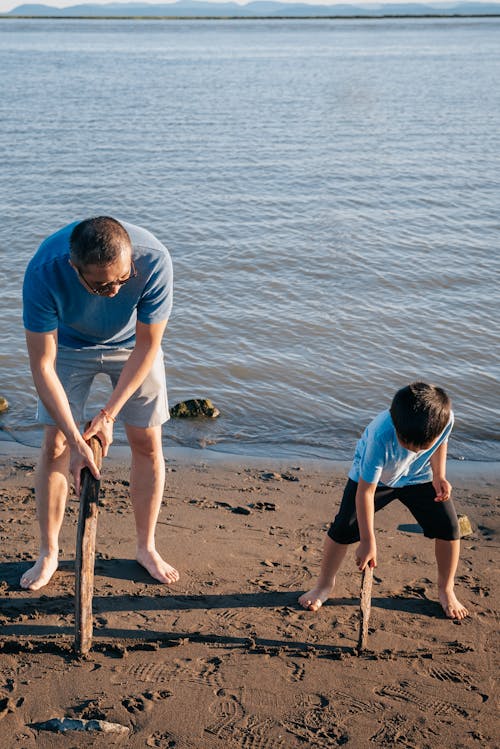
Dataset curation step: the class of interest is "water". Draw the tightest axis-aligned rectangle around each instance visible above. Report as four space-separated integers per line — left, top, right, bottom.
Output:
1 17 499 461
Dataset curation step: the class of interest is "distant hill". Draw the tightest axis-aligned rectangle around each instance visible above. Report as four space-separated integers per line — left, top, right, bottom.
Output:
5 1 500 16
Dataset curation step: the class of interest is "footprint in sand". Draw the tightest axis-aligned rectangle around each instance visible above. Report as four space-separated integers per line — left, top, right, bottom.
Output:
228 716 288 749
283 704 348 747
0 696 24 721
146 732 177 748
427 666 473 685
122 695 149 714
112 661 171 685
205 689 246 737
171 656 223 689
285 659 305 683
122 689 172 715
376 683 470 718
293 692 329 711
330 689 380 716
370 714 419 748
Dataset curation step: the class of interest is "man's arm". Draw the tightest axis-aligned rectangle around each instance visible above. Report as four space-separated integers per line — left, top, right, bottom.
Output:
83 319 167 448
25 329 100 492
430 441 452 502
355 478 378 570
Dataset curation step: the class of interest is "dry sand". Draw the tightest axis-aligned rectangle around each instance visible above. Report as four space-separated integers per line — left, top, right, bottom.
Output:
0 447 498 748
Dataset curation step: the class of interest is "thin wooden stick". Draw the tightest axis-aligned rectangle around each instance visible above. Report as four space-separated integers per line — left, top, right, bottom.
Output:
357 565 374 653
74 433 102 655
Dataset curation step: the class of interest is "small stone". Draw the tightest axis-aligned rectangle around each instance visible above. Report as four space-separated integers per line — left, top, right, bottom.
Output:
458 514 473 537
169 399 220 418
232 506 251 516
260 472 282 481
0 397 8 414
281 472 299 482
31 717 129 735
250 501 277 512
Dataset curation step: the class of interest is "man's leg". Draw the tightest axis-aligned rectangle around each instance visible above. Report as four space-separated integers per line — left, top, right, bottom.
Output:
20 426 70 590
435 539 468 620
125 423 179 584
298 535 349 611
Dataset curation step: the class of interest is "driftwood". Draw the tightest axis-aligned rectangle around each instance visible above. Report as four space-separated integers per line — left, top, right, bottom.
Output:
74 433 102 655
357 565 374 652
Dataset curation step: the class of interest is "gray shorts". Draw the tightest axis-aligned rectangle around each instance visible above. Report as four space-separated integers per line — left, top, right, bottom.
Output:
37 346 169 428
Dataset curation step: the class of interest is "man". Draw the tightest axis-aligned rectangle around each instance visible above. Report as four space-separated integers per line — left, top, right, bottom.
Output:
21 216 179 590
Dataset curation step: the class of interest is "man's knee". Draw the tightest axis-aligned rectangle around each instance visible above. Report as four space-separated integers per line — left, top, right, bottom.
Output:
41 427 70 462
127 425 163 458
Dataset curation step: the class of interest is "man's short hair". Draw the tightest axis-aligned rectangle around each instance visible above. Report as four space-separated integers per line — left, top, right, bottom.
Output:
69 217 131 267
390 382 451 448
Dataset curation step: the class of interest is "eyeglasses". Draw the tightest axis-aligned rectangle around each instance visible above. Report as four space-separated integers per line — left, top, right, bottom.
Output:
75 260 137 295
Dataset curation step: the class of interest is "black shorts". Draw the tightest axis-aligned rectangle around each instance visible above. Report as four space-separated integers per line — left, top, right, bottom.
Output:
328 478 460 544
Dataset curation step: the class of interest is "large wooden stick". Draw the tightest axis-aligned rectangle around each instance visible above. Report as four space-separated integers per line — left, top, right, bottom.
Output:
74 433 102 655
357 565 374 652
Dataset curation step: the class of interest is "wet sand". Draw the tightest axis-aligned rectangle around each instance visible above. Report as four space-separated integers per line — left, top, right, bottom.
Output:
0 448 498 748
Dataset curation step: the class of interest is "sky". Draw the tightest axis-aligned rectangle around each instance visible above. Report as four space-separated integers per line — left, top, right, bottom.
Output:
0 0 493 14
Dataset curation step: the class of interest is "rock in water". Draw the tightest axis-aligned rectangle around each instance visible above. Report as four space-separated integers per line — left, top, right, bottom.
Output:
0 397 8 414
169 399 220 418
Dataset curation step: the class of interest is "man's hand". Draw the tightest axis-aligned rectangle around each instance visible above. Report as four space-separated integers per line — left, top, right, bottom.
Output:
355 537 377 571
69 439 101 495
433 477 452 502
83 411 114 457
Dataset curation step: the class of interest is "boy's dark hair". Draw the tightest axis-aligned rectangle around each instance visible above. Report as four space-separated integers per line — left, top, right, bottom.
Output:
390 382 451 448
69 217 131 268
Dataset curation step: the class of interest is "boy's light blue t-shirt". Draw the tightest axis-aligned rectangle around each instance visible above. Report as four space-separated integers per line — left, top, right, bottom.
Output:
23 220 173 348
348 410 454 488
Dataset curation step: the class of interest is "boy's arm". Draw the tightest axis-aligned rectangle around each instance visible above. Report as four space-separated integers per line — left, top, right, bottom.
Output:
355 478 378 570
430 441 452 502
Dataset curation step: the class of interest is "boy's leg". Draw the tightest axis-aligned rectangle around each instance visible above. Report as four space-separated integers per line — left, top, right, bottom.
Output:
126 423 179 584
298 536 349 611
298 479 395 611
435 539 468 620
20 426 70 590
398 483 468 619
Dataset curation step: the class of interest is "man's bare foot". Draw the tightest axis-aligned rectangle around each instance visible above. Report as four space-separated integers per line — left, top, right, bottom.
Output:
439 589 469 620
20 552 59 590
136 548 179 584
298 584 334 612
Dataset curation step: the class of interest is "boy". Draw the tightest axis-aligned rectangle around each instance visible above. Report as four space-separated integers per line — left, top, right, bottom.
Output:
299 382 468 620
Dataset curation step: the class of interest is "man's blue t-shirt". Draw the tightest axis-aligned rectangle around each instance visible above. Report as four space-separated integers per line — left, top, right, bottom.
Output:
348 410 454 488
23 220 173 348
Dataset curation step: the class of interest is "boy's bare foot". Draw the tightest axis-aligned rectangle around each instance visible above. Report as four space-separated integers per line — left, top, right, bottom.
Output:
20 552 59 590
298 584 334 612
439 590 469 620
136 548 179 584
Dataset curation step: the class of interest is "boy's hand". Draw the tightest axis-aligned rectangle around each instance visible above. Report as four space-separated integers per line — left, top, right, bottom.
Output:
355 538 377 571
433 477 452 502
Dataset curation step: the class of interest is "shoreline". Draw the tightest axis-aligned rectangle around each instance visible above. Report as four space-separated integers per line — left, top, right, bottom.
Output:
1 439 499 485
0 437 498 484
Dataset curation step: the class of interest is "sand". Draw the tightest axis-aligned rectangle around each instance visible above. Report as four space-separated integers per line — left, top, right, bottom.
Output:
0 446 498 748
